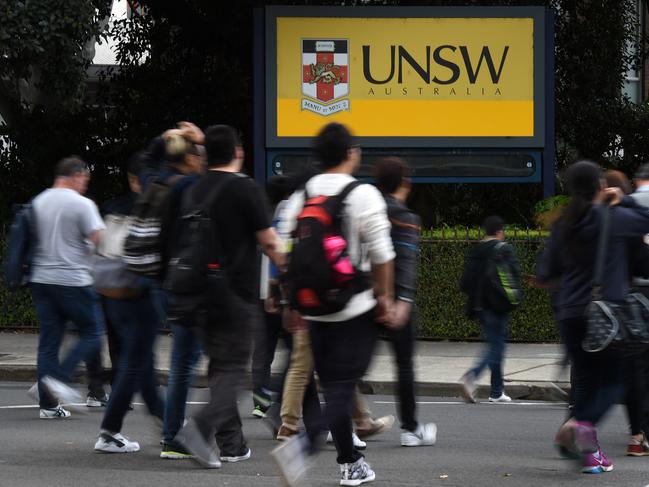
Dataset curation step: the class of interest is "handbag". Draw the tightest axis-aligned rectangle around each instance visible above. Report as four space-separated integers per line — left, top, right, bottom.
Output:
92 214 143 298
582 204 649 353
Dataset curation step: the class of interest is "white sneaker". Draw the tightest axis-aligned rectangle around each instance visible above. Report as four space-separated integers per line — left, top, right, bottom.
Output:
340 457 376 486
41 376 82 405
488 393 512 403
271 435 310 487
326 431 367 450
401 423 437 447
28 382 40 402
459 373 477 403
39 405 71 419
94 431 140 453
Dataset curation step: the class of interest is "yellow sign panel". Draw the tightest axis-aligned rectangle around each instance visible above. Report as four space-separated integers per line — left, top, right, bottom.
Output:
275 17 534 138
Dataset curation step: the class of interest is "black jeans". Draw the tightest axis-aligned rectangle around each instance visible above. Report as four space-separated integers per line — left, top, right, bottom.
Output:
251 307 291 404
86 296 122 397
384 315 417 432
560 316 623 425
100 292 164 433
192 292 255 456
625 349 649 435
308 309 377 464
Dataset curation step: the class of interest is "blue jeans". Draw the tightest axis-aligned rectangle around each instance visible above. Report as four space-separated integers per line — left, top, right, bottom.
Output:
470 309 509 398
101 293 164 433
31 283 104 409
163 324 202 446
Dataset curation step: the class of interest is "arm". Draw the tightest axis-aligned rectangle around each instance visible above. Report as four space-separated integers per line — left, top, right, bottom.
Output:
389 210 420 329
89 230 102 247
373 260 395 323
256 227 285 270
535 232 563 284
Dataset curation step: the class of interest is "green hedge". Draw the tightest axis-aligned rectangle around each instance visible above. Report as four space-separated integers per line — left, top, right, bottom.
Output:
416 237 558 342
0 235 558 341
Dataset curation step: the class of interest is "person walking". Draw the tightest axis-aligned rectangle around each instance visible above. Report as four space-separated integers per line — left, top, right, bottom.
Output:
272 122 395 486
459 215 521 404
537 160 649 474
174 125 284 468
28 156 106 418
374 156 437 446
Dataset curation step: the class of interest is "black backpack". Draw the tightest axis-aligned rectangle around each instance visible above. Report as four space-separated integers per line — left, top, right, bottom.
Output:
482 242 522 312
3 203 36 291
285 181 369 316
123 175 183 277
164 174 234 327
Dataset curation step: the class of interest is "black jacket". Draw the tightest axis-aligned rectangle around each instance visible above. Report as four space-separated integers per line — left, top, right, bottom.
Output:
385 195 421 303
461 240 521 317
537 197 649 320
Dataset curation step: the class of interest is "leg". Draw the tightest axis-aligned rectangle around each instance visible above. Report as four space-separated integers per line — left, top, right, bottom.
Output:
309 310 377 464
483 310 508 399
280 328 315 430
101 294 162 433
626 355 645 436
251 306 281 413
85 350 106 400
163 324 202 445
58 287 104 382
31 283 66 409
386 315 418 431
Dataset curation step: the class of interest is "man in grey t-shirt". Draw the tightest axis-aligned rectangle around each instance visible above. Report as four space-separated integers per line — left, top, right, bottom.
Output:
29 156 106 419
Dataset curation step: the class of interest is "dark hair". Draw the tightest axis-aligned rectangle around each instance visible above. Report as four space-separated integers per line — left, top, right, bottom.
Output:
126 151 148 177
604 169 632 194
204 125 240 167
635 163 649 181
55 156 88 177
374 157 411 194
313 122 353 169
482 215 505 236
556 160 602 265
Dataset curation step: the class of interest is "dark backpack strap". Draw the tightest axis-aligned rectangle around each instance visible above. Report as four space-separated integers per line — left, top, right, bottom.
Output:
332 180 363 217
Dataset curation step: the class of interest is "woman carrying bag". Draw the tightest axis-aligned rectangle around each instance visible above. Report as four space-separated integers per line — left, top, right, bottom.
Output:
536 160 649 474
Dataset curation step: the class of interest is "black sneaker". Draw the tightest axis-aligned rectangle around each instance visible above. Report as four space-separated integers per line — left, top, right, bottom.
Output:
160 443 194 460
220 447 251 463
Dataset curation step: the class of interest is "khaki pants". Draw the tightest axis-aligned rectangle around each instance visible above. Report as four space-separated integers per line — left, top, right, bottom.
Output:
280 328 372 428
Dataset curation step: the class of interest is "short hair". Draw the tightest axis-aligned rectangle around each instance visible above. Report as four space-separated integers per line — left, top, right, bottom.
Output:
204 125 240 167
55 156 88 177
482 215 505 237
374 157 411 194
636 163 649 181
313 122 353 169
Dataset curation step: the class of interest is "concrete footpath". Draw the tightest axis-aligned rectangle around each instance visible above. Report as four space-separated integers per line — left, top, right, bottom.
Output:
0 332 570 401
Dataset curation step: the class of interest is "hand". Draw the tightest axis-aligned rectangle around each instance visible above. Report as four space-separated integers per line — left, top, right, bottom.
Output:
178 121 205 144
603 187 624 206
282 308 306 333
385 300 412 330
162 128 183 140
264 297 280 314
525 275 553 289
375 294 394 324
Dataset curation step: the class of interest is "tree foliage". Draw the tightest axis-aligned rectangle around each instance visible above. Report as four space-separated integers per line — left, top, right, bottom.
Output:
0 0 647 227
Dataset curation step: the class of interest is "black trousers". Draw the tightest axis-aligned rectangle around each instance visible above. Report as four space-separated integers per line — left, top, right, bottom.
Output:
625 349 649 435
384 315 417 432
193 292 255 456
308 309 377 464
560 316 623 425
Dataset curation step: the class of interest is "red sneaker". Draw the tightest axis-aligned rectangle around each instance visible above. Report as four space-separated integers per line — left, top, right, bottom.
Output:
627 432 649 456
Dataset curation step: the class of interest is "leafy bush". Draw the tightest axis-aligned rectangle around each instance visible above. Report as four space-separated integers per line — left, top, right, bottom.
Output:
416 236 558 342
0 234 559 341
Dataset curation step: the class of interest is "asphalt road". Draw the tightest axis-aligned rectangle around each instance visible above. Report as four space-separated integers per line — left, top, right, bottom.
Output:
1 382 649 487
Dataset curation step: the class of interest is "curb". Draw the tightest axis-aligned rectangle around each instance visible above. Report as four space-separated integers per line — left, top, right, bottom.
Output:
0 365 570 403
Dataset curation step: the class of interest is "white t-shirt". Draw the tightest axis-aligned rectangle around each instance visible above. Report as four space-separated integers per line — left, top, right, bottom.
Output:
30 188 106 287
278 173 395 322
